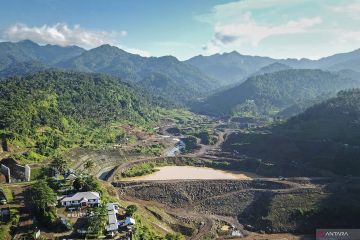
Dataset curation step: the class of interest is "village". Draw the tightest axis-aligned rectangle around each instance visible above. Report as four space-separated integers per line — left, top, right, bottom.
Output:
1 160 137 239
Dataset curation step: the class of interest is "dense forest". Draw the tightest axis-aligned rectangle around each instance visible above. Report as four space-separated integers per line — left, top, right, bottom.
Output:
0 71 159 161
222 89 360 176
192 69 360 117
0 40 217 105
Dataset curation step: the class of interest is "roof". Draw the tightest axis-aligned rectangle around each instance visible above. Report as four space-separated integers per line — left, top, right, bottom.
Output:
65 173 77 180
60 192 100 202
107 203 120 211
125 217 136 225
106 205 119 232
108 211 117 225
106 223 118 232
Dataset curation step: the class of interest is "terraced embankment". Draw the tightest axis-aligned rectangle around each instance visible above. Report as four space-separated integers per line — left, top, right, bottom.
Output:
114 177 360 235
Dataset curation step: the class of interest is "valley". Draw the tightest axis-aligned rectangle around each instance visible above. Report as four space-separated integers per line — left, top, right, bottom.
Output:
1 38 360 239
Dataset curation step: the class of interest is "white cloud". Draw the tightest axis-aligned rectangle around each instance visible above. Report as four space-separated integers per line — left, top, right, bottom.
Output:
331 1 360 17
1 22 151 57
123 47 151 57
204 15 322 54
1 23 127 48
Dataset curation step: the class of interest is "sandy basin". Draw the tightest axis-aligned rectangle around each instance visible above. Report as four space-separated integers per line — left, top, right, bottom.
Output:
122 165 256 181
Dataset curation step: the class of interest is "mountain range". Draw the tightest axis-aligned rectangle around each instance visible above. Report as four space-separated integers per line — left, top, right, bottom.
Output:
222 89 360 176
1 40 360 109
0 40 217 104
192 69 360 117
186 48 360 85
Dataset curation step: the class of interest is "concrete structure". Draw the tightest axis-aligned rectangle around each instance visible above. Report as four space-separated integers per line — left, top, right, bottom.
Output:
0 164 10 183
59 192 100 207
0 158 31 183
106 203 120 236
24 165 31 182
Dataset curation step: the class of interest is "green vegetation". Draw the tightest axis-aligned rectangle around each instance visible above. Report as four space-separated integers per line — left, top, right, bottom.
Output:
0 209 19 240
72 176 102 192
58 44 217 104
181 136 199 153
133 215 185 240
123 162 159 177
192 69 360 117
0 186 13 203
85 205 107 237
241 187 360 233
0 71 160 162
222 89 360 176
126 204 138 216
132 144 165 156
26 180 58 227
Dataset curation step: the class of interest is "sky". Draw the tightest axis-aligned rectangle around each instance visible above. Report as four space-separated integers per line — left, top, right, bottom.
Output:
0 0 359 60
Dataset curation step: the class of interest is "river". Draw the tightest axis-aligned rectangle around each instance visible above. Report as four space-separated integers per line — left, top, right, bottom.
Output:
122 166 256 181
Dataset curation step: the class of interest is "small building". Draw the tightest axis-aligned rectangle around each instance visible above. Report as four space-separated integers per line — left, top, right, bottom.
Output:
58 192 100 207
124 217 136 226
64 169 78 180
105 203 121 236
65 173 77 181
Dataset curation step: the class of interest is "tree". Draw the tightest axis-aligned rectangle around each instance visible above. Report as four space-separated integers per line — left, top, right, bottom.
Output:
50 155 68 175
82 176 101 192
126 205 138 216
86 206 107 236
28 180 57 212
84 160 94 173
73 177 84 191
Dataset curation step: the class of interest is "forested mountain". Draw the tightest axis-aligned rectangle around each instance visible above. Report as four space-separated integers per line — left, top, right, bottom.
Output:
0 71 157 159
0 40 217 104
222 90 360 176
136 72 199 103
252 62 291 76
57 44 217 102
186 51 275 85
186 48 360 86
0 40 84 75
191 69 360 117
1 40 360 106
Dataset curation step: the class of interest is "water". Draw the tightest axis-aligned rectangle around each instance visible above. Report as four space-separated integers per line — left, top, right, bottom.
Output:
122 166 255 181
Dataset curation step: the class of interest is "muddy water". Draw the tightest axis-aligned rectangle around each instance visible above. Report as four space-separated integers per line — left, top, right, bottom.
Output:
123 166 256 181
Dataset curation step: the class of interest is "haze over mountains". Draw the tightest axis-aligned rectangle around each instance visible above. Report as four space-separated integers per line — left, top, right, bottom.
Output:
1 40 360 112
192 69 360 117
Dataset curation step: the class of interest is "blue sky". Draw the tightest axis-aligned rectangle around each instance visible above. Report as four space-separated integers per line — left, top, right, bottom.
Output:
0 0 360 60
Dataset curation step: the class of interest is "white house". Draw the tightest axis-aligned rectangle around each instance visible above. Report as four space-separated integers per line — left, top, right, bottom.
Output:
59 192 100 207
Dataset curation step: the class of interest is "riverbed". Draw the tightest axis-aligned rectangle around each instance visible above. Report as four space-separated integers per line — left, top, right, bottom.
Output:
122 166 256 181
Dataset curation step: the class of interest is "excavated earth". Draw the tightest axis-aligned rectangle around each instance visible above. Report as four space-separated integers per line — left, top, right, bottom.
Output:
113 177 360 236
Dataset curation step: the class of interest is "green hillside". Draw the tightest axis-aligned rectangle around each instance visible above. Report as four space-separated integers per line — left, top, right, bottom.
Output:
0 71 158 161
192 69 360 117
58 44 217 103
222 89 360 176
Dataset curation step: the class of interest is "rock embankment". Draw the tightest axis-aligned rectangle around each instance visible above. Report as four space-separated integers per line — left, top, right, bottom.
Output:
114 178 360 234
114 179 293 209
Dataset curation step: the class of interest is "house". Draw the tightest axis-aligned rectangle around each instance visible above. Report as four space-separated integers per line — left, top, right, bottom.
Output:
124 217 136 226
65 173 77 180
105 203 121 236
58 192 100 207
119 217 136 229
64 169 78 180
